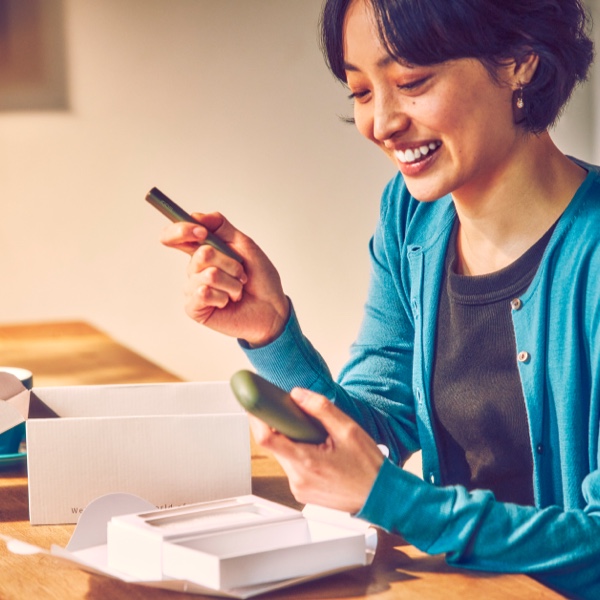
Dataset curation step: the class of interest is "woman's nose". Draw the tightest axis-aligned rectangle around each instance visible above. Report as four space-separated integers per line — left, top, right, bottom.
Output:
372 90 409 142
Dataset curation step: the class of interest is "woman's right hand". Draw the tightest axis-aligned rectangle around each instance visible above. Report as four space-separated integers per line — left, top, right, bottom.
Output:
160 211 290 346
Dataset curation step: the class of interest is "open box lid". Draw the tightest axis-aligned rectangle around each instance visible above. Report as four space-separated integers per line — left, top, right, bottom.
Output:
0 373 31 433
2 493 377 599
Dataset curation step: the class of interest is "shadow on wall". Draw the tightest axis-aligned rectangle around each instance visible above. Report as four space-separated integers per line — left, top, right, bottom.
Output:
0 0 69 111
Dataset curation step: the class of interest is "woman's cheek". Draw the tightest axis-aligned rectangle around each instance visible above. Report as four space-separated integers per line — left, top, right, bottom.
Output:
354 107 376 143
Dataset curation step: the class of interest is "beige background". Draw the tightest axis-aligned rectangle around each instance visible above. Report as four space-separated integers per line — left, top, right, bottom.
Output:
0 0 598 384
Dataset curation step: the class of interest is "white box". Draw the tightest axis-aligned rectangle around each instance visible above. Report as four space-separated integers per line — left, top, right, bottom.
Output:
42 492 377 598
0 373 251 525
160 508 369 590
107 495 307 581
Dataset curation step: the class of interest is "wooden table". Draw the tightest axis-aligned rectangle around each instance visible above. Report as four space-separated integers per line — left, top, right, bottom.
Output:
0 321 565 599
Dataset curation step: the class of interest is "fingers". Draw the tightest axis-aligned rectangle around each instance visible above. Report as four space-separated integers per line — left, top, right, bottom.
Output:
160 213 247 319
160 208 291 342
288 388 368 454
247 414 299 454
183 243 247 319
184 281 229 324
187 243 247 284
190 212 239 246
160 211 244 258
289 388 345 430
248 389 333 464
250 388 343 452
184 271 243 325
159 221 200 255
249 387 384 512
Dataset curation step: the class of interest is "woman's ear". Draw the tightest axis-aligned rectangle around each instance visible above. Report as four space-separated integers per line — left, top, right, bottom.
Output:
509 52 539 123
512 51 540 89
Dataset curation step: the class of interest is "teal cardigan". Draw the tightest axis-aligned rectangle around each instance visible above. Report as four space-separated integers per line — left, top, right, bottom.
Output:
243 163 600 598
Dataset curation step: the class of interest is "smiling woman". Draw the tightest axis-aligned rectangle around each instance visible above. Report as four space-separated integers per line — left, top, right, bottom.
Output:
325 0 592 209
322 0 593 134
159 1 600 598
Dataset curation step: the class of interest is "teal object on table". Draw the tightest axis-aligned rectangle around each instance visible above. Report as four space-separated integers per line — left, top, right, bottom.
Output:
0 367 33 462
0 422 25 455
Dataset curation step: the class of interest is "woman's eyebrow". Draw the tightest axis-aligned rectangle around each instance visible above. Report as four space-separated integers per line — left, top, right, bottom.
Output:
343 54 398 72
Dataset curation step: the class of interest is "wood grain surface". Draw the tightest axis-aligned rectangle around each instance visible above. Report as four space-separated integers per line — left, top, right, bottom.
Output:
0 321 566 599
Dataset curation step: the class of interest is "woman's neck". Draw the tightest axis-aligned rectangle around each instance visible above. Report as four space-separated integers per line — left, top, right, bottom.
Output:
452 133 586 276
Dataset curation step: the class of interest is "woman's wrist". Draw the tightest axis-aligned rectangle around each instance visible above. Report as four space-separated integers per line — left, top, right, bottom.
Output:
244 297 291 348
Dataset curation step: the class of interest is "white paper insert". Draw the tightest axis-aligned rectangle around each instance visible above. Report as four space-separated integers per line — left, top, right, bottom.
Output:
107 495 370 590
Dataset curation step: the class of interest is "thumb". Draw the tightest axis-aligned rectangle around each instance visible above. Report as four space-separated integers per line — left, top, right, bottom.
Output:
290 387 344 430
191 212 239 244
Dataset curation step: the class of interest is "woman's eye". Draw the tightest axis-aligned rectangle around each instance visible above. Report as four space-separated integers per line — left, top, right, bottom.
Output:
398 76 430 91
348 90 370 100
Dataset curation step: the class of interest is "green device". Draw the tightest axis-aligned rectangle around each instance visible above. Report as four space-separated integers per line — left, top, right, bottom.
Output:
230 370 328 444
145 186 243 263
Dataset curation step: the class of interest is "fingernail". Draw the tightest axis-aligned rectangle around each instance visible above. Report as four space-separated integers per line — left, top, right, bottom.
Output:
290 387 309 403
192 226 204 238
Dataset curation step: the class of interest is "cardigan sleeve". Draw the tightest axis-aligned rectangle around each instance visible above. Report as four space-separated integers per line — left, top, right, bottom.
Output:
241 177 421 465
358 458 600 598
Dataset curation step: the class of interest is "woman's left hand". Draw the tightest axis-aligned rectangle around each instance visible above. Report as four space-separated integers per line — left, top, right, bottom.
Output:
249 387 385 513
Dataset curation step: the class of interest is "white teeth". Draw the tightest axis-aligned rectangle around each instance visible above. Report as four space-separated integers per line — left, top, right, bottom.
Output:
395 141 441 164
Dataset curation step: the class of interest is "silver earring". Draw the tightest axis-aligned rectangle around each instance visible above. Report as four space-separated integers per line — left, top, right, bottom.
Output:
516 87 524 109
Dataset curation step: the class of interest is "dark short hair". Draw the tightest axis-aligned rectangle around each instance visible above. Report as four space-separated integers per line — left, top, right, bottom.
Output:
320 0 594 133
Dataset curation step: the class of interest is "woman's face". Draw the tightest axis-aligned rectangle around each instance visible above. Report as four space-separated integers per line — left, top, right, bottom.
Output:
343 0 522 203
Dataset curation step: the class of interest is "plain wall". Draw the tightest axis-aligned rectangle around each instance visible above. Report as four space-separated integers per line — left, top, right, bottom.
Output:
0 0 597 383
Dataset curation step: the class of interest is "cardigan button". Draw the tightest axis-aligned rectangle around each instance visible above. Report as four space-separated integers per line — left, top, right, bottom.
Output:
517 351 530 363
411 299 419 318
510 298 522 310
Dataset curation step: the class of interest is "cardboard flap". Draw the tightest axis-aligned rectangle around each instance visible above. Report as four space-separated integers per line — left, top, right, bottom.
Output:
0 388 29 434
0 373 30 434
66 493 156 552
28 391 60 419
32 381 243 418
0 372 26 401
302 504 378 564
